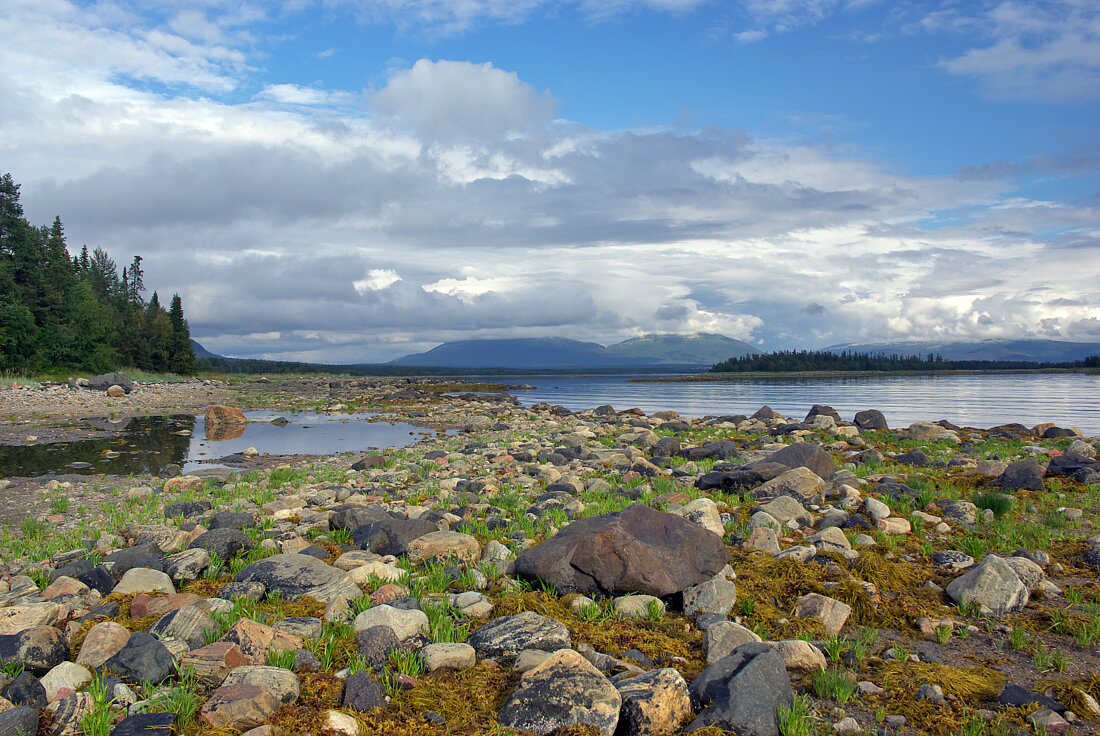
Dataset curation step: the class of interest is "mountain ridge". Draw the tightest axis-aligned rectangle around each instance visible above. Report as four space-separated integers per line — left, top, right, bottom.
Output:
389 333 761 369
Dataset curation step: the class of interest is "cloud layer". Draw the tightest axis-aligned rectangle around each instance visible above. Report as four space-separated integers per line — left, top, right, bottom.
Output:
2 1 1098 362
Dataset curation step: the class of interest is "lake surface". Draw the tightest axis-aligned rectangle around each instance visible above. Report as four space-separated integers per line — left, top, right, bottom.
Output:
516 373 1100 434
0 411 441 478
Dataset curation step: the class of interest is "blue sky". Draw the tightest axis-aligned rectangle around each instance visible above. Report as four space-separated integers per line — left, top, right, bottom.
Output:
2 0 1098 361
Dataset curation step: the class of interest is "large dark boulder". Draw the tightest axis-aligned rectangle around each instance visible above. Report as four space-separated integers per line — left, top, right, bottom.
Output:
805 405 841 422
1046 453 1100 478
717 462 788 492
0 626 68 675
0 672 46 708
514 503 730 597
189 529 253 560
999 459 1045 492
100 543 163 574
88 372 133 393
330 504 397 531
104 632 174 685
853 410 888 431
687 643 793 735
352 518 439 556
764 443 834 480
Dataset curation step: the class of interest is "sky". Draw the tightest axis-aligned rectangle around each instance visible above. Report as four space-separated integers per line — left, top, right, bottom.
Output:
2 0 1099 363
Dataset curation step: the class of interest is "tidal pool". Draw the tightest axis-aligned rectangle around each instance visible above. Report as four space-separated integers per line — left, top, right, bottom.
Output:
0 411 442 478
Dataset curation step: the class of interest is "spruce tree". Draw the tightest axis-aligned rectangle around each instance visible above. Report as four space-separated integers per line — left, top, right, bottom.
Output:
167 294 197 375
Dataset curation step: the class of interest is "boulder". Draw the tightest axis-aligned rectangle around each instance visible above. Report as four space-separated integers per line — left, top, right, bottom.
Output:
233 553 360 603
46 691 95 736
498 649 622 736
0 625 69 675
343 670 386 711
853 410 888 431
219 619 302 665
769 640 827 673
104 631 174 685
682 576 737 620
514 503 729 597
110 713 179 736
419 643 477 673
222 665 300 705
755 496 812 528
704 622 762 663
88 372 133 393
113 567 175 596
688 642 794 735
906 421 959 444
189 529 254 561
352 605 428 641
616 667 692 736
177 642 250 688
793 594 852 637
199 683 280 731
999 460 1045 492
405 531 480 565
752 467 826 505
671 498 725 536
75 621 131 670
764 443 835 479
204 405 247 428
467 611 571 662
945 555 1028 616
352 518 439 556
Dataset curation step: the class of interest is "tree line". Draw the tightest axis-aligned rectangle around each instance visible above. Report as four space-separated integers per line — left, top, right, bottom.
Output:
711 349 1099 373
0 172 196 375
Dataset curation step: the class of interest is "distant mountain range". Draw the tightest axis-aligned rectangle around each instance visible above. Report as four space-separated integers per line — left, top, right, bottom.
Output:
825 338 1100 363
389 333 762 369
191 335 1099 371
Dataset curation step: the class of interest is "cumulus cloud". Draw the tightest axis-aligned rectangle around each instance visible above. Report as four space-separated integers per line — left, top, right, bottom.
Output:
370 59 557 140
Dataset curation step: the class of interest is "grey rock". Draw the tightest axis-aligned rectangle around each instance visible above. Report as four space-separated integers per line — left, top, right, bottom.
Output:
682 576 737 620
688 642 794 735
467 611 571 662
104 631 174 685
754 497 812 528
498 649 621 736
233 553 360 603
999 459 1045 492
189 528 254 561
945 555 1028 616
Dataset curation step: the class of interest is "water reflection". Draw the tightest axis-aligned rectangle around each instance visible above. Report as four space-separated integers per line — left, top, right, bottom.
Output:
0 411 444 478
0 416 195 477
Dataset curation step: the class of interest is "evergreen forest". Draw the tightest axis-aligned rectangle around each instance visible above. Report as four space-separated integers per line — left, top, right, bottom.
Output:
0 173 196 375
711 350 1099 373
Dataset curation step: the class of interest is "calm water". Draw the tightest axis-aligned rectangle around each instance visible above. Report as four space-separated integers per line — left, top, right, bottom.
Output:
0 411 441 478
517 373 1100 434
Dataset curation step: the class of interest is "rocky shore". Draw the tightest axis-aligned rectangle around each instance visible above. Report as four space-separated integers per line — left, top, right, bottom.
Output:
0 376 1098 736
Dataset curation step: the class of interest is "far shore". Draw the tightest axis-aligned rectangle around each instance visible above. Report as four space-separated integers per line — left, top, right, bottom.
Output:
631 367 1100 382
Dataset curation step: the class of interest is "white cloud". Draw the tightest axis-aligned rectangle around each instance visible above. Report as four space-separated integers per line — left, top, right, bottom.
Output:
256 83 356 106
354 269 403 293
371 59 557 140
934 0 1100 102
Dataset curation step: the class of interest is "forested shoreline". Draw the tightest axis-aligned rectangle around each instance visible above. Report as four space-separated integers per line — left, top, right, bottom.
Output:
0 173 196 375
711 349 1100 373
